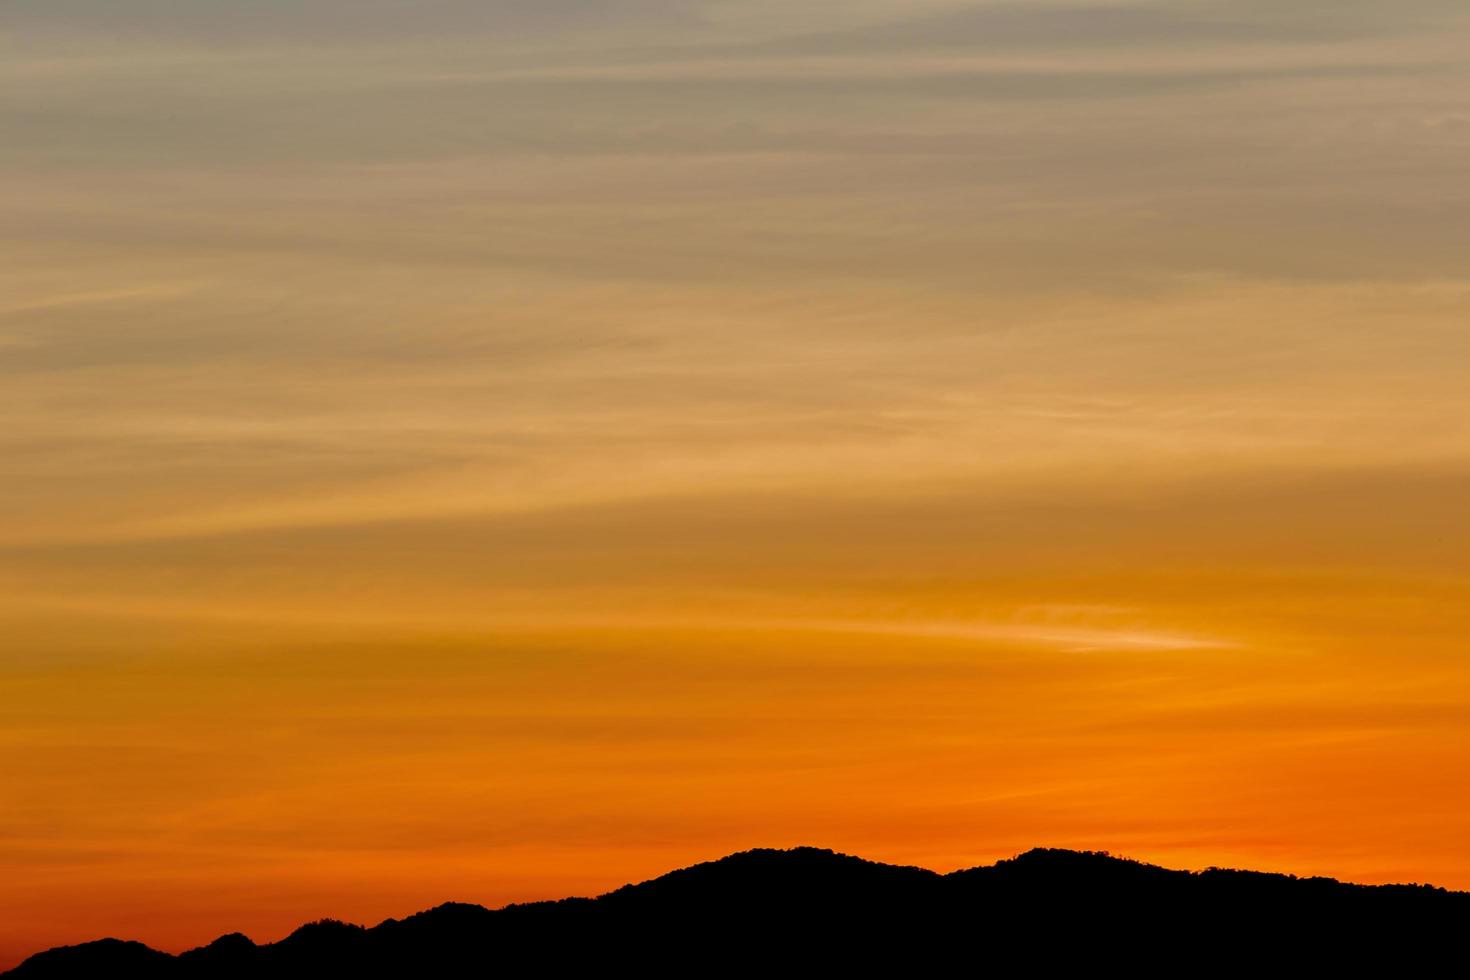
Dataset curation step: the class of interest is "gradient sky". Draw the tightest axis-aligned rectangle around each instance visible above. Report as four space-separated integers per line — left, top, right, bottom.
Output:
5 0 1470 967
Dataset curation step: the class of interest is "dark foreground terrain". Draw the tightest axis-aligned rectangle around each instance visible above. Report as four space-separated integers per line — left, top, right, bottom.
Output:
8 847 1468 976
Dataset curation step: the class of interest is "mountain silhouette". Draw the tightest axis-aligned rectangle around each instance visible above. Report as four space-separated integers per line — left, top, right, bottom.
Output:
7 846 1467 976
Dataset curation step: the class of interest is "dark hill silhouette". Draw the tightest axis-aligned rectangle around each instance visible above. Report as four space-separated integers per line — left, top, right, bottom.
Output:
7 846 1467 976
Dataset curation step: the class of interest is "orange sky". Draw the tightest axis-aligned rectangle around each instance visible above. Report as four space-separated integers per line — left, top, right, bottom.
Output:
4 0 1470 968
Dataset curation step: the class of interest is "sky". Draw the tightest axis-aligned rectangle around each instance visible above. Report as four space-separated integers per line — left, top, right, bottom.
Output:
4 0 1470 966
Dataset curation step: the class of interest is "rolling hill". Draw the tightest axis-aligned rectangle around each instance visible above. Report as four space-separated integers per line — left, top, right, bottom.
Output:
8 846 1466 975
